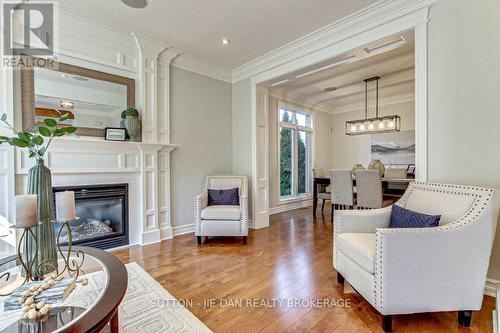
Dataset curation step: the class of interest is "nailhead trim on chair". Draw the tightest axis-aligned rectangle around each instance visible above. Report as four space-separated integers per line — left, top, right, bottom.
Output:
240 195 249 235
193 192 207 235
373 182 496 312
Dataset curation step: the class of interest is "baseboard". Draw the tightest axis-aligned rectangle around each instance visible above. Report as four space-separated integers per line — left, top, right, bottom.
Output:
173 223 195 236
160 226 173 240
141 229 161 246
269 199 312 215
485 278 499 297
106 243 138 252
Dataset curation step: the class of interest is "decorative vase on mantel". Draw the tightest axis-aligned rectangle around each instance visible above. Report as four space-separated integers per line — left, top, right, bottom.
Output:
26 159 57 277
124 116 141 142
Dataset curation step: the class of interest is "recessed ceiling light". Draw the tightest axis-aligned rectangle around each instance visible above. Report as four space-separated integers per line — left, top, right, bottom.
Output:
121 0 148 9
324 87 337 92
220 38 230 46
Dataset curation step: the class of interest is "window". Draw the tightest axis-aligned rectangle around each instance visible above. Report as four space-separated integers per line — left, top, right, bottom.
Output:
279 108 313 199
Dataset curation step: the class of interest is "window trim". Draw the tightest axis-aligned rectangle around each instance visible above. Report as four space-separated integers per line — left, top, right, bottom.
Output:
277 102 314 202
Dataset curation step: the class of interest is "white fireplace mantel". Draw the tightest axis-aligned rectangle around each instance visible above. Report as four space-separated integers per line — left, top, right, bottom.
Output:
9 137 182 248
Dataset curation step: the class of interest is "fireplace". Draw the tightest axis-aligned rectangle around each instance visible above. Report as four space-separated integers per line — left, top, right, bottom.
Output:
52 184 129 249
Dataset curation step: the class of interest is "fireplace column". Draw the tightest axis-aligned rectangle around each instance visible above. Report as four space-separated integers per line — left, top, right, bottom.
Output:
138 144 178 245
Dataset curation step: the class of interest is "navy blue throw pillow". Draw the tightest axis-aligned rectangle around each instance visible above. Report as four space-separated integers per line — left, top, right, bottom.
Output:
208 188 239 206
389 204 441 228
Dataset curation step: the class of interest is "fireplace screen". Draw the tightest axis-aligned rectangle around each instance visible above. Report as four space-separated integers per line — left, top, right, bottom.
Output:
53 184 129 249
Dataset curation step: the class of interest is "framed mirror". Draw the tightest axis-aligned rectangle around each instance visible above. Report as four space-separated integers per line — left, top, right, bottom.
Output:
21 57 135 137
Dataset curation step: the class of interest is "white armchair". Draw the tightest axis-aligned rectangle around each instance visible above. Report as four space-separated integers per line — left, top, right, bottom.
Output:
194 175 249 245
334 182 500 332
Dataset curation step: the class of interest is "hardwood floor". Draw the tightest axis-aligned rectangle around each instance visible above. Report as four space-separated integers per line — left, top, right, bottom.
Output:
112 206 495 332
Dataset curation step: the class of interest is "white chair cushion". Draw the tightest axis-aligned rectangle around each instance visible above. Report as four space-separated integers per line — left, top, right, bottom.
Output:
336 233 376 274
201 205 240 220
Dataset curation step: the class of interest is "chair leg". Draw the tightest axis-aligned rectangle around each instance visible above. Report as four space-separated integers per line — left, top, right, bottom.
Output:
337 272 344 284
321 199 325 213
197 236 201 244
382 315 392 332
458 310 472 327
331 204 334 222
242 236 247 245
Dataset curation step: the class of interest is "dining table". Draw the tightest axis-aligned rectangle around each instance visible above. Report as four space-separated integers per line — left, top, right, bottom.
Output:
312 176 414 217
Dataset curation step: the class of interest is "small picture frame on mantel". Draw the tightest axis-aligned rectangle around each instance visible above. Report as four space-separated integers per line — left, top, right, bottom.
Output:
105 128 127 141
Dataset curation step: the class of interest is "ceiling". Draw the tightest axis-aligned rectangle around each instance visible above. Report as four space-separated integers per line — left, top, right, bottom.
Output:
268 31 415 113
58 0 378 70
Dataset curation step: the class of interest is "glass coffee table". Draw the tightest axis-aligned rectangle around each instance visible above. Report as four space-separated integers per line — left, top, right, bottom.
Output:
0 246 127 333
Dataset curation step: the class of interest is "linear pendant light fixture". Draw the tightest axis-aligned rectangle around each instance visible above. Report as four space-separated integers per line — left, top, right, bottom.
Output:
345 76 400 136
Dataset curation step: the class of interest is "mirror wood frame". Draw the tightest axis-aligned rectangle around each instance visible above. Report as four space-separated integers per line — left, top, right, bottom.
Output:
20 56 136 137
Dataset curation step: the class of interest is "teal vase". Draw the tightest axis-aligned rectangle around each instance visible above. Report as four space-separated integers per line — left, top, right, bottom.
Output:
123 116 141 142
26 159 57 277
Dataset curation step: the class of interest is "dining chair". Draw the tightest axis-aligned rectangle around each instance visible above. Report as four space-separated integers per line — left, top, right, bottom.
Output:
354 169 391 209
313 168 331 214
329 169 355 222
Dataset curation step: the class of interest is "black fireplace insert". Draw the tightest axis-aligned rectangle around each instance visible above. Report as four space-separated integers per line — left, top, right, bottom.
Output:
52 184 129 249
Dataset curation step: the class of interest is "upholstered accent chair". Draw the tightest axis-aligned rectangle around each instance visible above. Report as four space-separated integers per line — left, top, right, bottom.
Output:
334 182 499 332
194 175 249 245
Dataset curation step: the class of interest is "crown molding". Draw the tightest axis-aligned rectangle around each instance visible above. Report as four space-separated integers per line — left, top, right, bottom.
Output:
171 54 232 83
231 0 438 83
159 48 181 65
59 10 135 50
132 33 169 58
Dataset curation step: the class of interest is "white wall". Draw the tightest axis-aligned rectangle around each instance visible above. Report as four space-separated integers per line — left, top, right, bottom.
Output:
315 110 334 174
170 67 233 229
231 78 253 216
330 100 415 169
428 0 500 280
231 79 252 178
268 95 333 210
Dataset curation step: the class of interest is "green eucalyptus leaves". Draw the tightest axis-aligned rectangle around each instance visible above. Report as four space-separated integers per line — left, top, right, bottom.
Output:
0 112 77 160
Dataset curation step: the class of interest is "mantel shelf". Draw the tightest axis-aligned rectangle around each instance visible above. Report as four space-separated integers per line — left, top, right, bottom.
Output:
48 136 182 153
136 143 182 153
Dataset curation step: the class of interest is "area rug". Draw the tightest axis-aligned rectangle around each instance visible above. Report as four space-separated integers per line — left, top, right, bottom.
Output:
64 262 213 332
